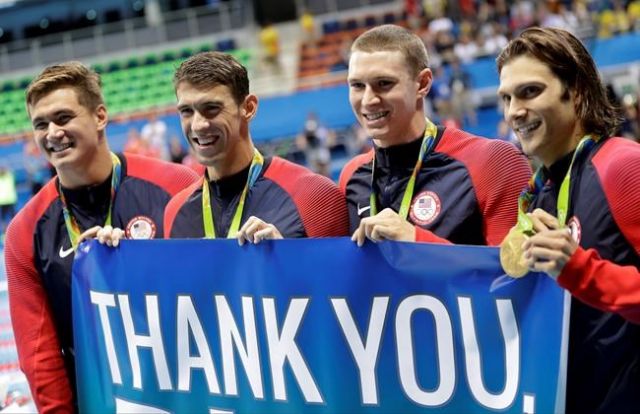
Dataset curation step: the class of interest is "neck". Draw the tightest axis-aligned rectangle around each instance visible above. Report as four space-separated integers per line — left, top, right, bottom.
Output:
207 141 255 181
541 126 588 168
57 145 113 189
373 114 427 148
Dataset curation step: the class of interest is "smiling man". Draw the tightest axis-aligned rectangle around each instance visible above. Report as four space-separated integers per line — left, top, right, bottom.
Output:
163 52 348 242
339 25 530 246
497 27 640 413
3 62 199 413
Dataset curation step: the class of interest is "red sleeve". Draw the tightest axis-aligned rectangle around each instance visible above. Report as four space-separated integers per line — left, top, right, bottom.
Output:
163 179 202 238
265 158 349 237
471 140 530 245
4 183 74 413
556 138 640 323
438 129 530 245
124 153 200 196
558 247 640 323
414 227 452 244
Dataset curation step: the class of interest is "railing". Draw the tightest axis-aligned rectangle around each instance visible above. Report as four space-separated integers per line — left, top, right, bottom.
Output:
0 1 250 75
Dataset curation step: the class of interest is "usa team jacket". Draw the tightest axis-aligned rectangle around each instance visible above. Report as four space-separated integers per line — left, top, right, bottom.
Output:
529 137 640 413
164 156 349 239
4 153 199 413
339 126 531 245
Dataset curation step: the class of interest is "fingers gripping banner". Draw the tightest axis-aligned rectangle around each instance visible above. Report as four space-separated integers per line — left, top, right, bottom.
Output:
72 239 569 413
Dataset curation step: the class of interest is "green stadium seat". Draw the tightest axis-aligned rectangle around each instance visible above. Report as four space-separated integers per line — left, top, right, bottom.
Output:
107 60 123 73
162 50 177 62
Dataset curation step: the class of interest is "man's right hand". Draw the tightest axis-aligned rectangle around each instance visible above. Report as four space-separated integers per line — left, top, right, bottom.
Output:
78 225 125 247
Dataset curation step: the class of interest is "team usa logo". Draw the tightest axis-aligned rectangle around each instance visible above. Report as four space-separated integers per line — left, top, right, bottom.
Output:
567 216 582 244
125 216 157 240
409 191 441 226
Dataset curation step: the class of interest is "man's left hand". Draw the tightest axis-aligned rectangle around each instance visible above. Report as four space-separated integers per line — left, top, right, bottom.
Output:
351 208 415 247
523 227 578 279
237 216 283 245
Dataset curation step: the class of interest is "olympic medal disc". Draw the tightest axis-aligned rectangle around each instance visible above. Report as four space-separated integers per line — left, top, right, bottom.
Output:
500 227 529 278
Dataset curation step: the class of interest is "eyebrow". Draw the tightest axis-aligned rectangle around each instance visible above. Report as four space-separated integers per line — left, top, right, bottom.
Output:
31 109 74 124
498 81 544 96
178 99 223 109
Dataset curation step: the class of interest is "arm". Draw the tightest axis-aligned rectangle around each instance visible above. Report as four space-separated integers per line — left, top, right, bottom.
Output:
524 211 640 323
476 142 531 246
556 140 640 323
4 219 74 413
293 172 350 237
269 158 350 238
557 247 640 323
525 141 640 323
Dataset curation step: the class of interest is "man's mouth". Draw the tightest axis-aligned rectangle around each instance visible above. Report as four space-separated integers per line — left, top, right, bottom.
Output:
46 142 73 153
192 135 220 147
514 120 541 136
363 111 390 121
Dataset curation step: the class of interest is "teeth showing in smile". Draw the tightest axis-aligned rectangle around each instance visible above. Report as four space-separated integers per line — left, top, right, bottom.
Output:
194 136 218 146
363 111 389 121
515 121 541 134
47 142 72 153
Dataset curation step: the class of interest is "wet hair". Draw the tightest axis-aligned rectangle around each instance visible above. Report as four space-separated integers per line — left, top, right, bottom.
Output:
351 24 429 78
26 61 104 110
174 51 249 105
496 27 621 138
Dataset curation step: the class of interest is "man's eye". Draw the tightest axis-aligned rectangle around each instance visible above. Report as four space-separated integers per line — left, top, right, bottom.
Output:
349 82 364 89
179 108 193 117
33 122 47 130
501 95 511 104
522 86 541 98
378 80 393 88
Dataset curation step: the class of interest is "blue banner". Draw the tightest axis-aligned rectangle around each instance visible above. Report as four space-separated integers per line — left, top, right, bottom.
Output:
72 238 568 413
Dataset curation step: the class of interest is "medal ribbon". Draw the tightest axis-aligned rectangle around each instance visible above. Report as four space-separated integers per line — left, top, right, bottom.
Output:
59 152 122 250
202 148 264 238
516 135 598 233
370 118 438 218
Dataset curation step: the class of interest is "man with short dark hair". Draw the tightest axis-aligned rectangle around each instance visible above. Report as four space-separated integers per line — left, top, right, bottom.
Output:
164 52 349 242
4 61 199 413
497 26 640 413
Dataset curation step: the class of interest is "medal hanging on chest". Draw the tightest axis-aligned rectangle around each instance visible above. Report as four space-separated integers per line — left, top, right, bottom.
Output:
59 152 121 251
500 136 598 278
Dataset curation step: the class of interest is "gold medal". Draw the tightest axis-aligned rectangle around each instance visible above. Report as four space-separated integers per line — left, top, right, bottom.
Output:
499 227 529 278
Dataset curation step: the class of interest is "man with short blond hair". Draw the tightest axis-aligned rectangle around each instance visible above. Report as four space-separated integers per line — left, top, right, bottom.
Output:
340 24 530 246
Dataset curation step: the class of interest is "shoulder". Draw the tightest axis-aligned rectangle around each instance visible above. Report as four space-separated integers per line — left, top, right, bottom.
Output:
123 153 199 196
263 158 348 237
338 150 374 193
436 127 530 185
592 138 640 200
5 179 58 258
163 178 203 237
264 157 340 194
437 127 525 167
165 177 202 213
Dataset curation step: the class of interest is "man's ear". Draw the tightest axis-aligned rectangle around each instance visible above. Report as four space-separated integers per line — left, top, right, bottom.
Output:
241 94 259 121
95 104 108 133
416 68 433 99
